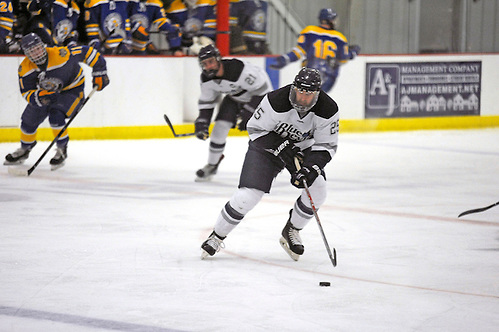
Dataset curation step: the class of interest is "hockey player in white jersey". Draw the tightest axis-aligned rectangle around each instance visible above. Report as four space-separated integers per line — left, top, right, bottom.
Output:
194 44 272 181
201 68 339 260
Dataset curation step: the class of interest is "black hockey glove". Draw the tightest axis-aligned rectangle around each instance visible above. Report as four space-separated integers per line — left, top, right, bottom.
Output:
92 71 109 91
291 165 321 188
34 89 58 107
271 139 304 170
350 44 361 59
194 118 210 140
236 107 253 131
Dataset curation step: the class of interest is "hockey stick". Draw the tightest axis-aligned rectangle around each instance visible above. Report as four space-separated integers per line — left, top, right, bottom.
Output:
458 201 499 218
8 86 98 177
294 158 337 267
163 114 196 137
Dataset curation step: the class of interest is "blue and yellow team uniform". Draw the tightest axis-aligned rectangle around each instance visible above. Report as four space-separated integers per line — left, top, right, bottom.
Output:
285 25 354 92
128 0 181 53
230 0 268 54
52 0 81 46
18 45 107 149
0 0 14 52
84 0 131 52
165 0 216 41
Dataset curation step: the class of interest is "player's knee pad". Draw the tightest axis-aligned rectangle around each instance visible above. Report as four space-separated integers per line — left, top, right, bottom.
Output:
229 187 264 215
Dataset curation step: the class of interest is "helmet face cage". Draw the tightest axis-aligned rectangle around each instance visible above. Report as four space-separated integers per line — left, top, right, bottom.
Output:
289 68 322 115
198 44 221 78
318 8 337 29
21 33 47 65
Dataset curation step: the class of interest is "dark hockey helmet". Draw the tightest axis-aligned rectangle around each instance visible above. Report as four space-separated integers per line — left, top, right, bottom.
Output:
289 68 322 115
318 8 337 30
198 44 221 78
21 33 47 66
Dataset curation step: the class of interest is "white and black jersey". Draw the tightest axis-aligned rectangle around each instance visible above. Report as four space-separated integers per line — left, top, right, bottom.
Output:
247 84 339 162
198 58 272 111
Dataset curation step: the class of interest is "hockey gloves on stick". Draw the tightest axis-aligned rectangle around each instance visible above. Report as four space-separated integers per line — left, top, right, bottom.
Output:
291 165 321 188
272 139 304 170
92 71 110 91
194 118 210 140
269 55 288 70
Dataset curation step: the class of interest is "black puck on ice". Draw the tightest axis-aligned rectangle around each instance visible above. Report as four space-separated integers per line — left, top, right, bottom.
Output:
319 281 331 287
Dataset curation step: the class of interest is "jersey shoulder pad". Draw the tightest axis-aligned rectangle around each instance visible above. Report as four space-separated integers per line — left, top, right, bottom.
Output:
53 0 68 7
18 58 37 77
166 0 186 12
46 47 71 68
146 0 163 7
198 0 215 5
267 85 292 113
221 58 244 82
85 0 106 9
300 25 322 35
311 91 338 119
71 1 81 12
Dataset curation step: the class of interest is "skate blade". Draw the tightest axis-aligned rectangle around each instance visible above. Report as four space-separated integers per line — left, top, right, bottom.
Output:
50 162 65 171
279 237 300 261
201 249 211 260
195 175 214 182
7 165 30 176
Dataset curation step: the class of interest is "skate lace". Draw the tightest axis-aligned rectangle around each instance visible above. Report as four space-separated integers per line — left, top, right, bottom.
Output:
288 228 302 246
54 148 65 158
206 235 225 252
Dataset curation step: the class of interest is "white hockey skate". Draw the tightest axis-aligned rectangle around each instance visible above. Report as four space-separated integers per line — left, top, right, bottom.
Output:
4 142 37 165
195 155 224 182
50 146 67 171
201 231 225 259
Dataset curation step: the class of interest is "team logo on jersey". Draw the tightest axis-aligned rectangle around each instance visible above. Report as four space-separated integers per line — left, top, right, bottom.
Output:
37 72 63 92
131 14 149 29
274 122 311 142
54 19 74 44
104 13 123 34
250 9 266 31
184 17 203 35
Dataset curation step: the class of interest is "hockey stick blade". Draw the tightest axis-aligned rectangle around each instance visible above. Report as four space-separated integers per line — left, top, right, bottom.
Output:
163 114 196 137
458 201 499 218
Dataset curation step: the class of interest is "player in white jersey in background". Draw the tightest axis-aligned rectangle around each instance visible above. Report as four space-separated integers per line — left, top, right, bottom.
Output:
200 68 339 260
194 44 272 181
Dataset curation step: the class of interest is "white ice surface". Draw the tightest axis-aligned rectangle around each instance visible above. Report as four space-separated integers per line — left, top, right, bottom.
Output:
0 129 498 332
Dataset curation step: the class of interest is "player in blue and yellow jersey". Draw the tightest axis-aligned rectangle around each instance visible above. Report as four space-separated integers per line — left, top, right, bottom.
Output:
270 8 360 93
25 0 80 47
165 0 216 54
230 0 269 54
128 0 182 54
4 33 109 170
0 0 15 53
84 0 132 54
52 0 81 46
